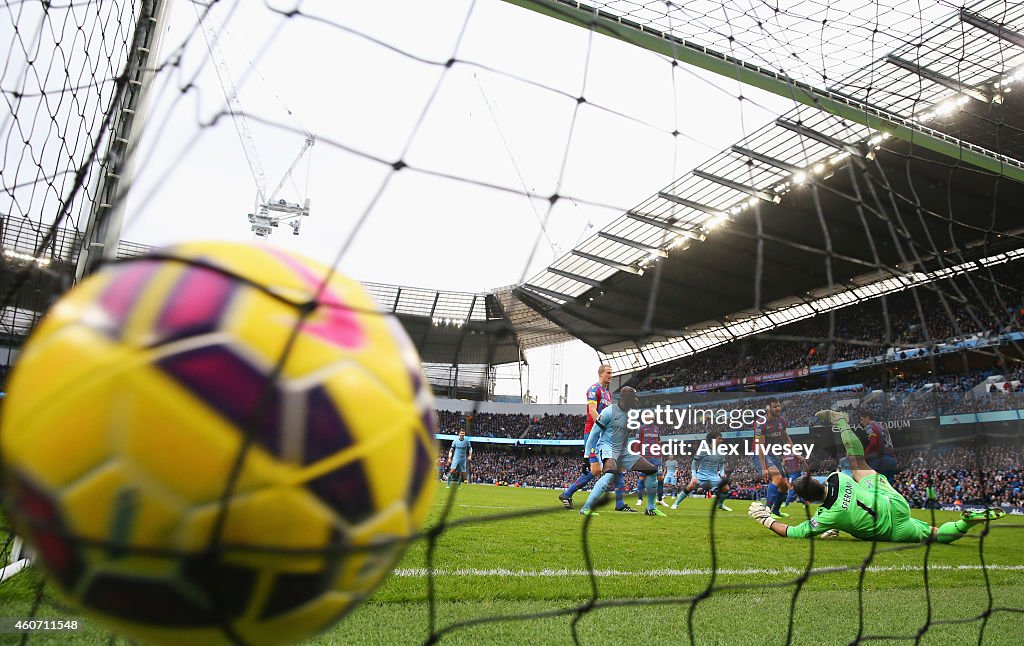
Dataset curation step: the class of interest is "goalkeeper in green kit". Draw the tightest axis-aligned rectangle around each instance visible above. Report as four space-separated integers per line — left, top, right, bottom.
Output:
747 410 1004 542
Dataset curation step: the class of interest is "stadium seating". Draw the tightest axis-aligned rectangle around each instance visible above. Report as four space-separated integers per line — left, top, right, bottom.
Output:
627 262 1024 392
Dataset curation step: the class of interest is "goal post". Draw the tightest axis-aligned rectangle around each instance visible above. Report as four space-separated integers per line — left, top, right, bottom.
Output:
74 0 173 281
2 0 170 591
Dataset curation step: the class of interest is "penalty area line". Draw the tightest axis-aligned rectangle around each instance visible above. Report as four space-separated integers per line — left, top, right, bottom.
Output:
392 564 1024 577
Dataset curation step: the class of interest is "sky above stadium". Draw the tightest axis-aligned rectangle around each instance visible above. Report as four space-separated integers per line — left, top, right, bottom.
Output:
123 0 802 402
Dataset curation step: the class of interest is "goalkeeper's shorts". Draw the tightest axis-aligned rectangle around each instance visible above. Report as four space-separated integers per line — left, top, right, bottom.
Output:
862 473 931 543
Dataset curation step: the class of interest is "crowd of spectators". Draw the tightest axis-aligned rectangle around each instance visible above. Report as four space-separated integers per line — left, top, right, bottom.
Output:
849 366 1024 420
895 444 1024 507
437 411 530 437
628 262 1024 392
445 446 580 489
446 441 1024 509
654 366 1024 431
437 346 1024 502
434 369 1024 441
518 413 586 439
437 410 588 439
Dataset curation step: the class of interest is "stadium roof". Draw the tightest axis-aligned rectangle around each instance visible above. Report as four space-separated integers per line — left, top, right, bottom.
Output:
358 282 524 365
0 216 539 367
521 0 1024 98
510 0 1024 371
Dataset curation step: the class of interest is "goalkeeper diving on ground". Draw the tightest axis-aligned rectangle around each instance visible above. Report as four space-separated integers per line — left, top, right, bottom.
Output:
747 409 1005 541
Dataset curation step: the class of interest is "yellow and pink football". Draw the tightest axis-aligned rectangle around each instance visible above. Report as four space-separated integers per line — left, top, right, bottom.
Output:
1 242 437 645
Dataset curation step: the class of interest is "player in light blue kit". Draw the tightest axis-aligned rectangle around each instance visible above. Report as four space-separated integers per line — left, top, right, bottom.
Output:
560 365 634 512
579 388 663 517
662 457 680 500
672 430 732 511
446 429 473 488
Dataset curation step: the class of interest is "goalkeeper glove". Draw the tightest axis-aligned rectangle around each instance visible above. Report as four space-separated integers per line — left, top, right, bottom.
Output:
747 502 775 529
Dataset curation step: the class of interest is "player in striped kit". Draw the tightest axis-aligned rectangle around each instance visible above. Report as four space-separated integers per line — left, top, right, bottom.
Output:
753 398 807 518
860 411 898 485
635 422 669 507
671 430 731 511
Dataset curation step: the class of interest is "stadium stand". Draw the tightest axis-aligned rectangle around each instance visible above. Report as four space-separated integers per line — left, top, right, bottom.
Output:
435 375 1024 439
437 361 1024 510
626 261 1024 392
452 440 1024 508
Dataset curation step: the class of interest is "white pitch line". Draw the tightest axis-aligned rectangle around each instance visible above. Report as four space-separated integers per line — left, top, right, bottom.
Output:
392 564 1024 578
457 504 514 509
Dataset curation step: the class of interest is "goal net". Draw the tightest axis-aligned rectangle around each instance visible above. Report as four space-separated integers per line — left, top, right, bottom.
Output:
1 0 1022 644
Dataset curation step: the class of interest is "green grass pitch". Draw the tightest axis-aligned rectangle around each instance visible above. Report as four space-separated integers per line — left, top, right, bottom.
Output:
4 483 1024 645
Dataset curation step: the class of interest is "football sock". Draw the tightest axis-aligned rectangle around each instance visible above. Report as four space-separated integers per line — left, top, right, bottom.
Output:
771 490 785 515
785 474 801 505
766 483 778 509
581 472 615 511
614 472 625 509
563 470 593 498
637 476 646 499
834 418 865 457
657 480 664 501
646 477 657 511
935 521 968 544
